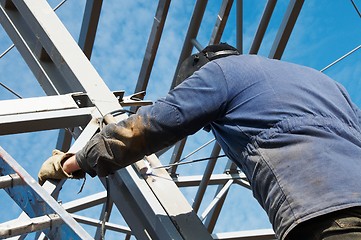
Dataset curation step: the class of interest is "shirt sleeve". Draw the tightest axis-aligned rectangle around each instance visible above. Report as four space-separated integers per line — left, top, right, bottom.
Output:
76 61 229 177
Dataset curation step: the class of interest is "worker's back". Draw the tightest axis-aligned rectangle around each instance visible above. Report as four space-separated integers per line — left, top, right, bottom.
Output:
84 53 361 239
196 55 361 239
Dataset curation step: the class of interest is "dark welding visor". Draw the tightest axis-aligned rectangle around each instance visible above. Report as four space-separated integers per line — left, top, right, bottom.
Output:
175 43 240 86
175 52 210 87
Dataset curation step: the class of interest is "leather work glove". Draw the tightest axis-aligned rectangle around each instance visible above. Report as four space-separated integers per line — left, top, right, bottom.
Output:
38 149 85 185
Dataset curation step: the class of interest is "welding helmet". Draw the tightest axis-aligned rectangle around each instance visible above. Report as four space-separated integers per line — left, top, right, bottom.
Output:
175 43 240 86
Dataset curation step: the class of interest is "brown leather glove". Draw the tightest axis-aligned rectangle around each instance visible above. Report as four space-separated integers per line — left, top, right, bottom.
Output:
38 149 85 185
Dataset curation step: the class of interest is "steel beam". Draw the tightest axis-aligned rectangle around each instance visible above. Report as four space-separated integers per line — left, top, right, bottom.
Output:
57 0 103 151
168 0 209 181
0 94 93 135
1 191 129 238
192 143 221 212
174 172 246 187
209 0 234 45
0 0 66 95
0 1 308 239
2 0 119 113
71 214 131 235
0 94 81 115
0 108 93 135
268 0 304 59
56 129 73 152
78 0 103 59
201 179 233 221
0 1 213 239
236 0 243 53
0 173 22 189
249 0 277 54
168 138 187 175
0 147 92 239
212 229 275 240
100 169 185 239
133 0 170 102
145 154 213 239
171 0 208 89
205 160 236 232
0 214 62 238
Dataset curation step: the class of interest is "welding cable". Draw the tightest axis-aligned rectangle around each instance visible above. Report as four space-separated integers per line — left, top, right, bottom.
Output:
77 175 86 194
98 108 135 130
109 108 136 116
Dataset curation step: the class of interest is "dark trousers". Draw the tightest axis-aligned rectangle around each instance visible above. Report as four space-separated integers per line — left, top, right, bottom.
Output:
286 207 361 240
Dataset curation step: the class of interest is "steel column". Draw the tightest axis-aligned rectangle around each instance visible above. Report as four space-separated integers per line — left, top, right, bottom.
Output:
192 143 221 212
0 0 213 239
212 229 275 240
78 0 103 59
249 0 277 54
209 0 234 45
236 0 243 53
0 147 92 239
268 0 304 59
171 0 208 89
132 0 170 109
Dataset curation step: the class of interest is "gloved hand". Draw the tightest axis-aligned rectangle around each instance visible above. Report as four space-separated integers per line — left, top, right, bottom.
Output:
38 149 85 185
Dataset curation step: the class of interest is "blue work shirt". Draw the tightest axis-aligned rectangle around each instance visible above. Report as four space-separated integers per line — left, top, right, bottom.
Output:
77 55 361 239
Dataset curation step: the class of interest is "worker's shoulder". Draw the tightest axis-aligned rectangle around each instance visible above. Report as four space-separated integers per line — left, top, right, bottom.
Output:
215 54 312 74
213 54 270 66
209 54 269 73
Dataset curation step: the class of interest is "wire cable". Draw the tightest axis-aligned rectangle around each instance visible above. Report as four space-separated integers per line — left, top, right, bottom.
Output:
351 0 361 18
153 154 228 170
0 82 22 99
320 44 361 72
0 45 14 59
177 138 216 164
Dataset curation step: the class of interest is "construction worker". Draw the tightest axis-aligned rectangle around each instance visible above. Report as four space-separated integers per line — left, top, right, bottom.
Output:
38 43 361 240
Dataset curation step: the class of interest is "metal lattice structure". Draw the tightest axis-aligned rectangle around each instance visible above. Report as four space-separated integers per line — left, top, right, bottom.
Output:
1 0 358 239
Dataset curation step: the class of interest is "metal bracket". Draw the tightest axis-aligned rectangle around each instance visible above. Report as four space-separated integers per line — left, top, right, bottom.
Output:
113 90 153 107
71 93 95 108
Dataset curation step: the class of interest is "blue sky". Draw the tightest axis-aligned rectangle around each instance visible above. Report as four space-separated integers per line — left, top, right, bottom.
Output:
0 0 360 239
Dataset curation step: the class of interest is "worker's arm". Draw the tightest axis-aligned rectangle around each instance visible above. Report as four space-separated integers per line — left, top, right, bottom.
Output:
38 61 228 181
63 155 81 173
75 61 229 177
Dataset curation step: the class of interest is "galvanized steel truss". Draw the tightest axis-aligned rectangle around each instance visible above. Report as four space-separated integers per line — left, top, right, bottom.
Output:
0 0 306 239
